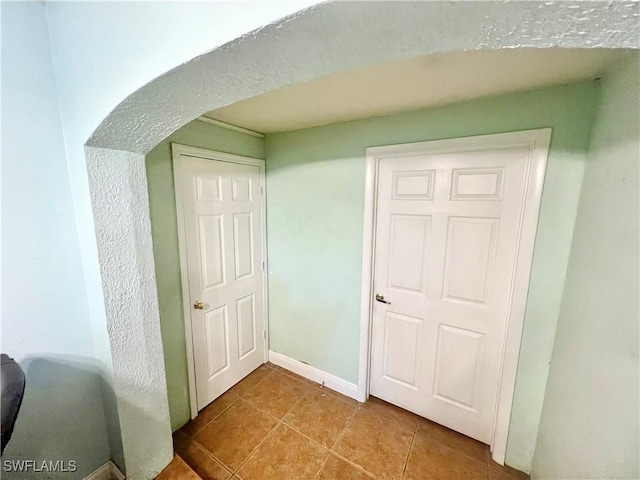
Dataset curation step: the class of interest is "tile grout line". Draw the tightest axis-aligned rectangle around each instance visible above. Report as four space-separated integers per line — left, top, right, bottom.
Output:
329 406 358 453
186 367 282 479
277 383 339 459
221 368 278 479
307 392 417 479
285 420 335 453
399 420 419 479
237 379 352 480
185 368 424 480
182 371 500 480
179 366 338 479
411 426 493 478
240 373 316 426
234 367 278 395
413 421 491 468
228 377 320 478
231 418 281 480
230 396 290 478
189 440 234 478
183 392 241 439
327 402 420 479
280 380 317 422
312 453 332 480
188 403 264 477
189 386 414 480
182 364 276 440
360 399 419 434
276 383 366 466
361 410 417 436
330 452 377 479
325 408 380 479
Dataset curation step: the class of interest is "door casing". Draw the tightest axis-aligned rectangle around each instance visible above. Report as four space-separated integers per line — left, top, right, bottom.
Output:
172 143 269 419
358 129 551 465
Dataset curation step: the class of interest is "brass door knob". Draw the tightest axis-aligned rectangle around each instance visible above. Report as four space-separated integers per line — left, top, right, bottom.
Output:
193 301 204 310
375 293 391 305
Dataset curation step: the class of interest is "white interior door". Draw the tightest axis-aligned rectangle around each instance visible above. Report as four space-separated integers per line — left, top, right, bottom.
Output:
176 149 265 411
369 138 541 443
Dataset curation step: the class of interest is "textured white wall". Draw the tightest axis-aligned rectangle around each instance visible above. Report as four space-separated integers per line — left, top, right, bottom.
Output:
44 0 317 392
89 1 639 154
532 52 639 479
44 4 317 476
85 147 172 478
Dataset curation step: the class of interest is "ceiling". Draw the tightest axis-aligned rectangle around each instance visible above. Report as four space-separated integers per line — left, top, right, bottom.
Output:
203 48 629 135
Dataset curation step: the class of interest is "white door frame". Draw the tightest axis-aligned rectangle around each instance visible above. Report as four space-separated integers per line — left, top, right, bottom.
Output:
357 129 551 465
172 143 269 419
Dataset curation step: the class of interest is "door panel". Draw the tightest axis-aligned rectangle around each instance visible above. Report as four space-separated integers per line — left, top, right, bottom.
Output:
370 146 530 443
199 215 225 289
233 213 254 280
204 306 229 378
179 155 265 410
443 217 498 304
382 311 423 388
237 293 256 359
433 324 484 410
388 215 431 293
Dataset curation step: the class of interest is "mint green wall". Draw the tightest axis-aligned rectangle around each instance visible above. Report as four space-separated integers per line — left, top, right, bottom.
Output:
532 54 639 479
265 82 598 470
146 120 263 430
147 82 600 468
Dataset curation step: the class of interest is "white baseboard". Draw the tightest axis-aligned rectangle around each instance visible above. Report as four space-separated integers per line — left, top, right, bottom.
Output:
268 350 359 401
84 461 125 480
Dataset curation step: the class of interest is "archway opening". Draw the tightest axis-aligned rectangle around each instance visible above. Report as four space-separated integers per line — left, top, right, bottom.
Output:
84 3 637 477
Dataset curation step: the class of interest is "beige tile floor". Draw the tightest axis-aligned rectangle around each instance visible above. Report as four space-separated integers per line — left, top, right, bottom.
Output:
157 363 529 480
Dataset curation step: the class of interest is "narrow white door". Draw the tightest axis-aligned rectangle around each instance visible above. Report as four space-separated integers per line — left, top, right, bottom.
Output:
177 153 265 410
369 138 541 443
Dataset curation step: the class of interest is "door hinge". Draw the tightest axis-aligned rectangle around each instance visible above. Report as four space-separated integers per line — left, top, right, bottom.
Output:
259 185 264 196
261 261 265 272
263 331 267 340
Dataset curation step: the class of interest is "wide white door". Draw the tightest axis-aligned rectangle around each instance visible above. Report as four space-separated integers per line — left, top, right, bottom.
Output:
177 153 265 411
369 141 534 443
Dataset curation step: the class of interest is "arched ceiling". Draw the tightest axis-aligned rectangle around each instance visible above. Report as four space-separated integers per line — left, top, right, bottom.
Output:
86 1 639 153
203 48 631 134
